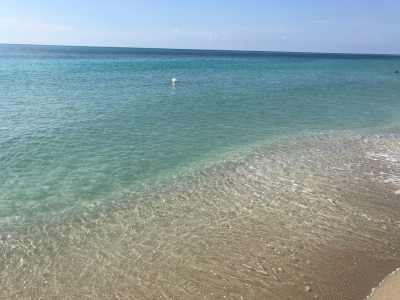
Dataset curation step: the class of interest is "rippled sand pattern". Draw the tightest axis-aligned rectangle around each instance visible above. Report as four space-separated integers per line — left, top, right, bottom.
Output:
1 131 400 299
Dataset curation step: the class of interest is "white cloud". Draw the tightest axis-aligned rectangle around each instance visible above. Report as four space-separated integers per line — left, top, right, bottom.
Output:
0 17 85 45
0 17 74 33
174 28 179 34
310 20 334 24
242 27 294 35
0 17 142 47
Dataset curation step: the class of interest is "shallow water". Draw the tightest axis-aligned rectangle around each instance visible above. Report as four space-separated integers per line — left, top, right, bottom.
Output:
1 45 400 299
2 130 400 299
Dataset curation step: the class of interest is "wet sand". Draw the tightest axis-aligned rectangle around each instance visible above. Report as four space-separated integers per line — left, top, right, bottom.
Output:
311 249 400 300
369 269 400 300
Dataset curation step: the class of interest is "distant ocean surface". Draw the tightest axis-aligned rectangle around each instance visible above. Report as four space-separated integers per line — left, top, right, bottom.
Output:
1 44 400 299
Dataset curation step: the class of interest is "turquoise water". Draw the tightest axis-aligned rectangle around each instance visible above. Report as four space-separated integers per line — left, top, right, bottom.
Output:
1 45 399 224
2 45 400 299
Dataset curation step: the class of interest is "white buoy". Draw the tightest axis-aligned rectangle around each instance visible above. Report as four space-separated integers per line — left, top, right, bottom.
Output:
172 78 179 83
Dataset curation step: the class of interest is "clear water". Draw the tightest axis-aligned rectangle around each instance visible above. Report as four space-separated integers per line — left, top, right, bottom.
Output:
1 44 399 224
1 45 400 299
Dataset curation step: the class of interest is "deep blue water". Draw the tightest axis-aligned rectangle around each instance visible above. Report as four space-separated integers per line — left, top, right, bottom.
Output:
1 44 400 223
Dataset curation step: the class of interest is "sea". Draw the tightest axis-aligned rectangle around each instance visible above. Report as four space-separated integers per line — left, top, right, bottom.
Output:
1 44 400 299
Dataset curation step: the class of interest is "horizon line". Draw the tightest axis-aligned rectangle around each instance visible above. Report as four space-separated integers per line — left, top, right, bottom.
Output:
1 42 400 57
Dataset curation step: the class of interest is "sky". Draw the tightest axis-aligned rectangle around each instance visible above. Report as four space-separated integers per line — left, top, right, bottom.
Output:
0 0 399 54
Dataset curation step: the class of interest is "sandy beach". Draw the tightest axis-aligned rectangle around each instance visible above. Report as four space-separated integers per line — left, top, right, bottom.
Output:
369 269 400 300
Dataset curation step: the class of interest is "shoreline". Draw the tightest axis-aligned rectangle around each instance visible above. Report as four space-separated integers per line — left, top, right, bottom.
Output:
2 129 400 299
368 268 400 300
304 246 400 300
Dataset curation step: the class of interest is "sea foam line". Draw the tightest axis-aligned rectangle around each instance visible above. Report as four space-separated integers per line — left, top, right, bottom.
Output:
364 267 400 300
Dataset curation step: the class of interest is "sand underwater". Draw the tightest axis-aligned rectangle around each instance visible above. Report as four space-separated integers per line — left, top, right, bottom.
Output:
1 130 400 299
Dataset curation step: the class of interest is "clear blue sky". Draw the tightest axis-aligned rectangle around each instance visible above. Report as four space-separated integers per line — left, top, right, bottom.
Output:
1 0 399 54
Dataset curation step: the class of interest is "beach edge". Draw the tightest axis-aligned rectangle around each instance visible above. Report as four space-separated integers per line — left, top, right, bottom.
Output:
367 268 400 300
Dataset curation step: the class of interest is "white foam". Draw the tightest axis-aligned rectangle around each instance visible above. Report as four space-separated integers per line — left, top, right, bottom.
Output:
327 198 336 205
367 149 400 194
364 268 400 300
362 214 372 221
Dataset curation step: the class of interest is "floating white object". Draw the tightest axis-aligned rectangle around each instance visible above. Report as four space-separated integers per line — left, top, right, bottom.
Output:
172 78 179 83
